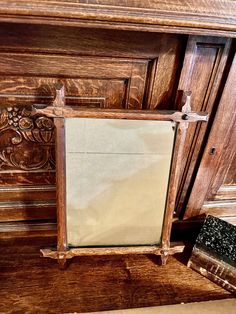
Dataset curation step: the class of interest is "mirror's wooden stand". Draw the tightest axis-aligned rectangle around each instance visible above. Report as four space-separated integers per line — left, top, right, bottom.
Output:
31 84 208 269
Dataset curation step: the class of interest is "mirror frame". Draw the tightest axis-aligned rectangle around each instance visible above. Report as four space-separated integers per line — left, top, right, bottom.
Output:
33 84 208 269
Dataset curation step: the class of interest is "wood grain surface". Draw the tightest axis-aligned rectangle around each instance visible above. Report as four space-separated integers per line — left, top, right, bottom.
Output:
0 28 183 226
0 1 235 36
175 36 231 217
0 235 233 314
185 50 236 220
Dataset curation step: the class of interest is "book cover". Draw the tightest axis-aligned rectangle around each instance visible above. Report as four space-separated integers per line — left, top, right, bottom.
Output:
188 215 236 295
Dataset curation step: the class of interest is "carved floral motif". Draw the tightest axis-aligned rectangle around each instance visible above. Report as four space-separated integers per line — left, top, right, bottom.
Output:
0 106 55 171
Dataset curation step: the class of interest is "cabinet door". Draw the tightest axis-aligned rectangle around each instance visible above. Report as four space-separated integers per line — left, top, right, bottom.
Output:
184 51 236 224
174 36 232 217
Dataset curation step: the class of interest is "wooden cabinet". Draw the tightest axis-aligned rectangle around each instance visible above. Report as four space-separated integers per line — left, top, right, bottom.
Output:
0 1 235 236
184 51 236 224
0 25 184 226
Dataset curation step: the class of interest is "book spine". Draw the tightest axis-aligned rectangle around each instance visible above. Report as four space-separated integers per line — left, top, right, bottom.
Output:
188 247 236 295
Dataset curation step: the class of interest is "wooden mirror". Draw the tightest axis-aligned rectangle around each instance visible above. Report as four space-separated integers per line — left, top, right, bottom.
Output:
32 84 208 268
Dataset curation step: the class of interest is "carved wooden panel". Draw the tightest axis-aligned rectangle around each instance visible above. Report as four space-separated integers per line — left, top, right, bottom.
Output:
174 36 232 217
184 51 236 223
0 104 56 222
0 106 54 171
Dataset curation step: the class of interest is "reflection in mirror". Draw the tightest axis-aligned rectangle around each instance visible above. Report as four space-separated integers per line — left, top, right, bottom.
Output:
65 118 176 247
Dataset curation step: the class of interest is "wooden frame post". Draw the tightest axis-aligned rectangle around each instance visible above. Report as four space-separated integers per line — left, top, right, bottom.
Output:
160 92 191 265
54 117 67 269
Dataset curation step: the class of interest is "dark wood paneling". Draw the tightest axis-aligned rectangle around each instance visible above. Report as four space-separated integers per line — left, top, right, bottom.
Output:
0 77 127 109
0 185 55 202
0 202 56 222
175 36 232 217
0 185 56 222
143 37 185 110
0 222 56 237
223 154 236 185
209 125 236 201
201 200 236 218
0 29 185 224
0 22 184 110
0 171 55 186
0 53 146 79
0 23 183 59
184 50 236 220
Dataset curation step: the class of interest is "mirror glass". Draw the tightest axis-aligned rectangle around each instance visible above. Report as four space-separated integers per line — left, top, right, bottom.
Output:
65 118 176 247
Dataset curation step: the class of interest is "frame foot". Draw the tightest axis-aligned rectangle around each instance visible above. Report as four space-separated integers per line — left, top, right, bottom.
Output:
40 248 71 269
57 256 68 270
160 250 169 265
